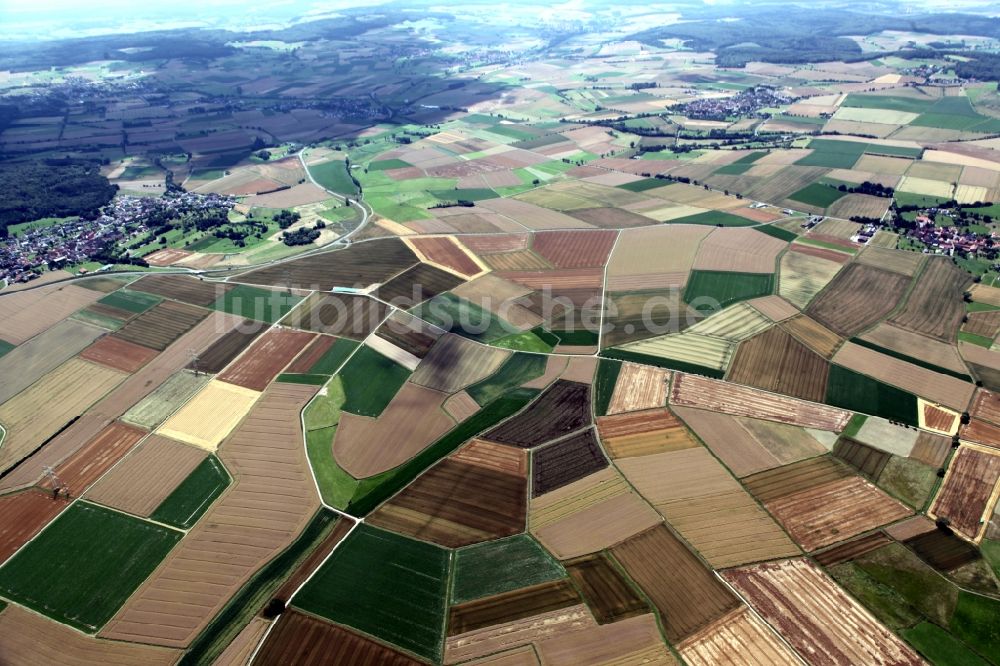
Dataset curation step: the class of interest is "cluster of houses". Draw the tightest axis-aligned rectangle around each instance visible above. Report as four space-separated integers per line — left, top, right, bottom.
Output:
677 86 796 121
907 213 992 255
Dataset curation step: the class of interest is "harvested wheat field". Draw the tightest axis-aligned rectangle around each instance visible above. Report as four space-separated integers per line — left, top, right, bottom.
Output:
0 358 126 474
86 435 207 517
727 326 830 402
0 604 180 666
612 525 740 643
534 613 677 665
855 245 925 276
606 225 712 290
596 408 698 458
79 335 159 373
964 309 1000 340
747 295 799 322
157 379 261 451
860 322 970 375
449 579 583 637
685 302 772 342
671 372 852 431
101 383 320 648
971 283 1000 307
334 383 454 478
617 448 799 567
411 333 510 393
0 283 101 345
217 327 315 390
445 603 596 664
692 227 786 273
112 300 209 351
780 314 843 359
834 342 975 411
971 389 1000 426
678 608 801 666
930 444 1000 542
368 443 527 548
130 274 231 306
674 407 788 477
0 490 66 564
621 331 734 372
121 370 210 429
0 319 107 404
778 250 843 309
806 264 910 337
890 257 971 342
723 559 923 666
606 363 670 414
529 467 661 560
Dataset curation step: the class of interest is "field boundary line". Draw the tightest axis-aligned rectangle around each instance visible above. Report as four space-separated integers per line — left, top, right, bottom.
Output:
244 617 276 666
714 571 808 665
597 230 622 351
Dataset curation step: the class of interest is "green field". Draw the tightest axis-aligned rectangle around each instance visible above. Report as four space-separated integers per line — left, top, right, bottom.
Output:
842 94 933 114
825 365 918 426
98 289 161 314
755 223 798 242
304 375 346 432
150 456 231 529
789 183 848 208
466 353 547 406
451 534 564 604
959 331 994 348
616 177 670 192
950 592 1000 661
213 284 302 324
0 339 14 358
293 524 450 662
412 293 517 343
911 97 1000 133
670 210 757 226
593 358 622 417
306 337 360 375
338 346 410 417
367 158 412 171
714 151 767 175
600 348 726 379
796 139 866 168
905 623 989 666
276 373 329 385
895 192 953 209
308 159 357 195
552 328 601 346
842 413 868 439
429 187 498 202
0 501 181 631
492 330 554 352
684 270 774 311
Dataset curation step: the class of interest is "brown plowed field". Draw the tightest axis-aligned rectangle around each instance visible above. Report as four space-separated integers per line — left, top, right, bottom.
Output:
885 515 937 541
565 553 649 624
961 418 1000 450
0 283 101 345
100 383 321 648
678 607 801 666
0 312 241 493
805 263 910 337
617 447 800 567
743 457 853 504
409 236 483 277
272 519 353 604
217 327 315 390
213 616 270 666
0 489 67 564
497 268 604 291
568 207 658 229
910 432 952 468
483 250 551 271
904 529 982 571
85 435 207 517
0 604 181 666
376 312 443 359
196 324 264 373
670 372 852 431
284 334 336 374
0 318 106 404
789 243 851 264
534 613 677 665
334 383 455 478
607 363 670 414
856 246 925 276
459 234 530 255
79 335 159 373
532 429 608 497
611 525 740 643
780 314 843 359
765 475 911 551
113 300 210 351
254 610 421 666
375 262 465 308
453 439 528 476
748 295 800 322
239 237 418 290
0 358 127 475
283 292 389 340
40 421 147 496
597 408 698 458
130 274 232 306
723 559 924 666
890 257 972 342
971 389 1000 425
411 333 510 393
813 532 892 566
368 451 526 548
692 227 787 274
448 580 582 636
143 248 193 267
834 438 891 477
964 310 1000 339
861 322 969 375
530 230 618 269
834 342 975 411
673 407 784 477
484 380 591 449
930 444 1000 541
923 403 956 433
445 604 596 664
727 326 830 402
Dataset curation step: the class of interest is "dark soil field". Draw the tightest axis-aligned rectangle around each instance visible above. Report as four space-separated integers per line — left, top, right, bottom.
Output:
602 289 701 347
727 326 830 402
368 453 527 548
374 262 465 308
565 553 649 624
532 429 609 497
195 323 263 373
374 312 442 359
742 457 853 504
531 229 618 268
131 274 233 307
218 328 315 391
0 490 66 564
932 446 1000 541
447 579 581 635
833 438 891 479
79 335 159 373
611 525 740 643
890 257 972 342
813 532 892 567
904 530 982 572
284 292 390 340
410 333 509 394
240 238 417 291
254 609 421 666
483 380 592 448
806 263 910 337
112 300 210 351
